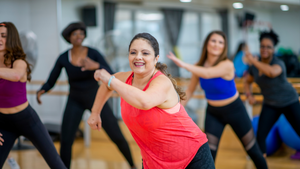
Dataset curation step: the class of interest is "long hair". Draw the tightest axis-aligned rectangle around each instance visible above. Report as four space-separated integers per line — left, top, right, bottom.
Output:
232 41 246 60
196 30 228 66
129 33 186 100
0 22 32 81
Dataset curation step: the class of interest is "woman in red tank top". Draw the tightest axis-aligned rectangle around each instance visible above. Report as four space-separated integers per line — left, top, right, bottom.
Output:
88 33 215 169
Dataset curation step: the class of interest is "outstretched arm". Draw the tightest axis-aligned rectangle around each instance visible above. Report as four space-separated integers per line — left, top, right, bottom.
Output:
0 60 27 82
244 73 256 105
167 52 233 79
88 80 114 131
37 56 63 104
94 69 172 110
181 74 199 106
245 52 282 78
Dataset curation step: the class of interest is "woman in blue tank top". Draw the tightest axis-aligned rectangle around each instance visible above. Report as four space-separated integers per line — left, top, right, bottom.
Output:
167 30 267 168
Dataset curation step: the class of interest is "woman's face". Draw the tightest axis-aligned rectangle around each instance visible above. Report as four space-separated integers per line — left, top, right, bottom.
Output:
0 26 7 53
206 33 225 57
69 29 85 46
128 38 158 75
260 38 274 59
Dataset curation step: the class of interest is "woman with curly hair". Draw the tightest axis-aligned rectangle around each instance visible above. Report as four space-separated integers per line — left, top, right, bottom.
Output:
88 33 214 169
36 22 135 169
0 22 66 169
244 29 300 159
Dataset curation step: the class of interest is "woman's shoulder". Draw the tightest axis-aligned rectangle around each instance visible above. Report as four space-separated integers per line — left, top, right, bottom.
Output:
86 47 101 54
218 59 234 68
150 71 173 86
115 71 133 83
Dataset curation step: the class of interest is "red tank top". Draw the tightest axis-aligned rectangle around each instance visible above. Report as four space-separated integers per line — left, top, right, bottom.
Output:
121 71 208 169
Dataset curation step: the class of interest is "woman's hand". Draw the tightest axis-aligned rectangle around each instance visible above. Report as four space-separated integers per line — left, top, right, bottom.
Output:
94 69 112 85
247 94 256 105
166 52 186 68
0 133 4 146
87 113 102 131
245 52 258 65
79 57 100 71
36 90 45 104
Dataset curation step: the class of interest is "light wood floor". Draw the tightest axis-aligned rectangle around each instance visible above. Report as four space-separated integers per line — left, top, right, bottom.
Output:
3 104 300 169
3 123 300 169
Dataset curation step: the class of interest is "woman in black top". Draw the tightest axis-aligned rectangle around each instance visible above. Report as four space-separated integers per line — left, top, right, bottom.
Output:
36 22 136 169
244 30 300 158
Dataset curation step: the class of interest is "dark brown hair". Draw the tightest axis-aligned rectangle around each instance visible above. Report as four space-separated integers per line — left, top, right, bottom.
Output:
129 33 186 100
0 22 32 81
259 29 279 47
196 30 228 66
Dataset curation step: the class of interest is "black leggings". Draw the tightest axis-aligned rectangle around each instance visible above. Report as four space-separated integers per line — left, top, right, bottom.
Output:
257 101 300 154
60 89 134 169
0 105 67 169
205 97 267 169
142 143 215 169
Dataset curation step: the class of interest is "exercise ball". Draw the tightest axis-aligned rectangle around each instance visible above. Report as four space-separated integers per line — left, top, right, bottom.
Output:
252 116 282 156
277 115 300 151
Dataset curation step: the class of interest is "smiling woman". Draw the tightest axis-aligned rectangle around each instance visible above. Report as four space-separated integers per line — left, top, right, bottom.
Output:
36 22 136 169
167 30 268 168
0 22 67 169
88 33 214 169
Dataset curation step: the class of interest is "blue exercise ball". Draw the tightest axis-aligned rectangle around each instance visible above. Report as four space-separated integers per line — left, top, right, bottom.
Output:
277 115 300 151
252 116 282 156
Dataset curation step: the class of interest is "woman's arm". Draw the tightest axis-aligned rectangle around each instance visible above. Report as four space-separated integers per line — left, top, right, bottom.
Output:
181 74 199 106
93 49 114 74
167 52 233 79
0 60 27 82
245 52 282 78
40 56 63 92
95 69 172 110
37 56 63 104
244 73 256 105
88 71 128 131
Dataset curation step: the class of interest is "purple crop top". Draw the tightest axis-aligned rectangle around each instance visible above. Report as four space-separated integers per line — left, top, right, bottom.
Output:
0 79 27 108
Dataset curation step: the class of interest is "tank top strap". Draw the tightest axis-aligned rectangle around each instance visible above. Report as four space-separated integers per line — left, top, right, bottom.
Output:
143 71 163 91
125 72 134 85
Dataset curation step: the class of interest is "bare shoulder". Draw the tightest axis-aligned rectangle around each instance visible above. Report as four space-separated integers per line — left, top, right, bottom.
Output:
149 73 173 88
13 59 27 68
218 59 234 69
114 71 132 83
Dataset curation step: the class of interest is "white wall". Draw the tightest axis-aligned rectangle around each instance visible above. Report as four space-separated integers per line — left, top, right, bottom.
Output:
228 7 273 56
271 10 300 54
60 0 104 52
228 7 300 56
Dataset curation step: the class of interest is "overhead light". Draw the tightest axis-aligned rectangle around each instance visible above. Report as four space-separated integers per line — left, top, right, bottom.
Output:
233 2 243 9
180 0 192 3
280 5 289 11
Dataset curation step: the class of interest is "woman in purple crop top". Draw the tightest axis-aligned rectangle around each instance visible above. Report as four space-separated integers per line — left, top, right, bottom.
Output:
168 30 267 168
0 22 66 168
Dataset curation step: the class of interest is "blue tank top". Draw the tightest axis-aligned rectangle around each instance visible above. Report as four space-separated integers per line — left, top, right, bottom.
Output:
199 77 237 100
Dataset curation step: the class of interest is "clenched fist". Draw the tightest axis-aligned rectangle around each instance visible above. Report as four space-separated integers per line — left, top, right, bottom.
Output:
94 69 112 85
87 113 102 131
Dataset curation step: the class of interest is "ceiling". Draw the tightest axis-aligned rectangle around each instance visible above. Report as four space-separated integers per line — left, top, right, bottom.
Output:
108 0 300 11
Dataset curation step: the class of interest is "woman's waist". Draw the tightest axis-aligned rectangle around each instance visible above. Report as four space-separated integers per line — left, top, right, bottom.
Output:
0 101 29 114
207 92 239 107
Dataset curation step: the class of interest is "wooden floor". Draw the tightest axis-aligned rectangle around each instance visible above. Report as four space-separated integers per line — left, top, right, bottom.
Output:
3 104 300 169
